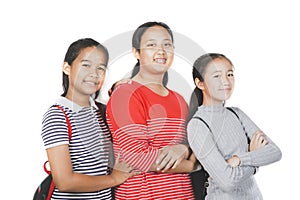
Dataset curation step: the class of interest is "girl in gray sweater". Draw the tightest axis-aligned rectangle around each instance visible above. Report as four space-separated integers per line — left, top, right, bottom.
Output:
187 53 282 200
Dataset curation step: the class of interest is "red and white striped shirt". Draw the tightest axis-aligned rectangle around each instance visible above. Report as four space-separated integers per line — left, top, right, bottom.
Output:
107 81 194 200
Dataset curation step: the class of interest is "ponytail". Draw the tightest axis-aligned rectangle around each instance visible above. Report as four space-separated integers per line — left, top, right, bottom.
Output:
187 87 203 123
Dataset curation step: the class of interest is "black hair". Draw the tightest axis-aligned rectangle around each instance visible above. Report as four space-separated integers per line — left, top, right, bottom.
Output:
187 53 233 122
130 21 174 86
61 38 109 98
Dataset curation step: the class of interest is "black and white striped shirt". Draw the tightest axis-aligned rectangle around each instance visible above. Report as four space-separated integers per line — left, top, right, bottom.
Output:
41 97 112 199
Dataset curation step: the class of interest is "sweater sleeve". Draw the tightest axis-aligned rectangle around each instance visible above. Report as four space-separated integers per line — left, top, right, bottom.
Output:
233 108 282 167
106 84 159 172
187 118 256 192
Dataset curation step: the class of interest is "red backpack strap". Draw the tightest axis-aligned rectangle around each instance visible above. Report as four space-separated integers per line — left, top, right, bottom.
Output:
43 105 72 174
53 105 72 141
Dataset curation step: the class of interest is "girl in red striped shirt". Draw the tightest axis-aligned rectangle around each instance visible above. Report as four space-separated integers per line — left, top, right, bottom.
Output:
107 22 196 200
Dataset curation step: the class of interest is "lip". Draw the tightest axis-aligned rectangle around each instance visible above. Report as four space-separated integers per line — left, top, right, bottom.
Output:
219 88 231 91
84 81 99 86
153 58 167 64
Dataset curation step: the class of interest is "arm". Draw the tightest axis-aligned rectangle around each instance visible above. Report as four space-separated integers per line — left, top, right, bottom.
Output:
47 145 134 192
41 107 134 193
107 84 191 173
157 151 198 173
233 108 282 167
187 119 256 192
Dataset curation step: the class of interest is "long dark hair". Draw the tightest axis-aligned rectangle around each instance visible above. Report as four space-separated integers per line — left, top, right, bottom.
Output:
61 38 109 98
130 21 174 86
187 53 233 122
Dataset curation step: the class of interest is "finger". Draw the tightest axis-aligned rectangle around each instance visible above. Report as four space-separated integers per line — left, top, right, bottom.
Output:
171 159 181 170
156 151 168 165
162 158 176 172
157 154 171 171
261 139 268 146
115 153 120 164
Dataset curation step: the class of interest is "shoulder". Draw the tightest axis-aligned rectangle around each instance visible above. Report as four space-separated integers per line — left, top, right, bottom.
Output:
226 106 247 118
168 89 188 107
42 105 69 123
107 82 145 108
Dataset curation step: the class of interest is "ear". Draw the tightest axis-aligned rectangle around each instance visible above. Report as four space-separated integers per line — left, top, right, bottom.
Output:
195 78 205 90
62 62 71 75
132 47 140 60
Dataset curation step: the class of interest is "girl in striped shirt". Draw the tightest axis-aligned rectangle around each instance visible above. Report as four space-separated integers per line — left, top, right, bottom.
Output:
187 53 282 199
41 38 135 199
106 22 196 200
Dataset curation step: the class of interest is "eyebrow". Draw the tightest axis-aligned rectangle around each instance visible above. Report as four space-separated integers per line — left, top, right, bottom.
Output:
81 59 91 63
81 59 107 67
211 69 234 74
146 38 172 42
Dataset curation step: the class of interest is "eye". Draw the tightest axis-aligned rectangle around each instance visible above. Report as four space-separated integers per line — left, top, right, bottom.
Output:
213 74 220 78
82 63 90 68
146 43 156 47
97 65 106 72
228 72 234 77
163 42 173 48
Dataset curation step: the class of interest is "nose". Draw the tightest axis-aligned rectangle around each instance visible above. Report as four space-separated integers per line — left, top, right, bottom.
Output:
89 67 99 78
221 76 230 85
156 44 166 54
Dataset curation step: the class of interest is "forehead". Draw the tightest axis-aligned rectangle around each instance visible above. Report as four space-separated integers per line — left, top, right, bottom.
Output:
141 26 172 42
206 58 233 72
76 46 107 63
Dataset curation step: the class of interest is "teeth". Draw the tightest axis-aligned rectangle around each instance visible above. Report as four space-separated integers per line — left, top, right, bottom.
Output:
154 58 166 64
85 81 97 85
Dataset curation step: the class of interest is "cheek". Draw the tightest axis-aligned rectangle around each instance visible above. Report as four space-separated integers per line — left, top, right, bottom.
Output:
167 51 174 61
97 75 106 89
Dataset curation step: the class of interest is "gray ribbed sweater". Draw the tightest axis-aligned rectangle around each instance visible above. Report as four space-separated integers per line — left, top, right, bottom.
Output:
187 104 282 200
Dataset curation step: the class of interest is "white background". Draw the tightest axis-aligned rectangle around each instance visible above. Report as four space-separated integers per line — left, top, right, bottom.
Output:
1 0 298 199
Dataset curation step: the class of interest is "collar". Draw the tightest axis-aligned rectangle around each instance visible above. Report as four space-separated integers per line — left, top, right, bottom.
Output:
56 96 98 112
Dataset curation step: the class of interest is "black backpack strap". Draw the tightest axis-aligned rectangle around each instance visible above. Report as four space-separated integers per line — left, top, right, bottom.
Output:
226 107 250 144
226 107 239 120
192 116 212 133
191 116 211 199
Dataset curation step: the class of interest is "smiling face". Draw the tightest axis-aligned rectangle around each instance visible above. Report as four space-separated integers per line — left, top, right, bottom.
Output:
133 25 174 76
63 46 107 102
197 57 235 105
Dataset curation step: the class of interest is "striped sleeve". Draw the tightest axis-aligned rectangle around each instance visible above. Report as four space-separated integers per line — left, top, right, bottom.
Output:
113 124 159 171
41 106 69 149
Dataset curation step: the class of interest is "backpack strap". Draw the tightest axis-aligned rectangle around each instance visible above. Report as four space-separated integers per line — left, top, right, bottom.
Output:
53 105 72 141
226 107 250 144
192 116 212 133
43 105 72 174
226 107 239 120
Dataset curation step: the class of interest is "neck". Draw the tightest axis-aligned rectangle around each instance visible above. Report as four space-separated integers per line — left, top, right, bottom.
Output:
133 72 164 86
65 92 90 107
202 96 224 107
133 73 169 96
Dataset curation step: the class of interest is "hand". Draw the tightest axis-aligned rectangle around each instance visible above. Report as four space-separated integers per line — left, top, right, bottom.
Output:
155 144 188 172
249 131 268 151
226 155 241 167
111 155 139 185
108 78 132 96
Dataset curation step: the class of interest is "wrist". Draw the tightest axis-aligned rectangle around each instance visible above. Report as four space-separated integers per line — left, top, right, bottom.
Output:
181 144 190 159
